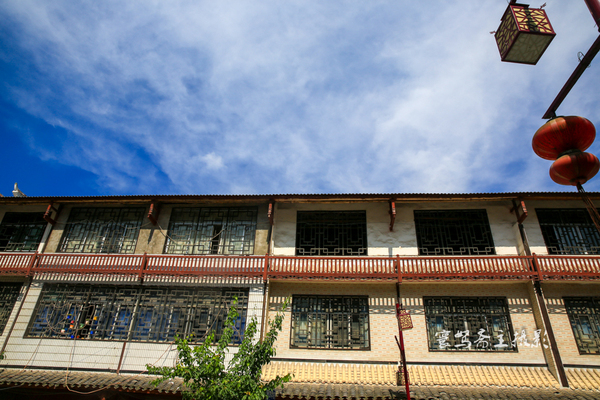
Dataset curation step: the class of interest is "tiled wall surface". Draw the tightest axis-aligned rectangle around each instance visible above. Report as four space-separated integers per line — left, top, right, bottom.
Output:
268 281 399 362
269 281 548 366
400 282 546 365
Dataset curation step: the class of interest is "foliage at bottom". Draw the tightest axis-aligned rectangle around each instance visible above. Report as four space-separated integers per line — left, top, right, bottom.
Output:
147 298 291 400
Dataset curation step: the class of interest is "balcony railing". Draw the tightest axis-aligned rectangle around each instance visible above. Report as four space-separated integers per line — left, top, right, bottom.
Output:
0 252 599 281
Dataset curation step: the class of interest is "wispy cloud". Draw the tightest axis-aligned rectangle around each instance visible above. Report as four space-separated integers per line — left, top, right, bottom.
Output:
1 1 599 196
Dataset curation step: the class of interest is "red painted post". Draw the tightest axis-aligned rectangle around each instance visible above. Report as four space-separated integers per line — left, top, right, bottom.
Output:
139 252 148 282
26 251 39 277
263 253 269 281
532 253 543 282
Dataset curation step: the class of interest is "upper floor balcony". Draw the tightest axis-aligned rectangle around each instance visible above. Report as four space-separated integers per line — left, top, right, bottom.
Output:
1 252 599 282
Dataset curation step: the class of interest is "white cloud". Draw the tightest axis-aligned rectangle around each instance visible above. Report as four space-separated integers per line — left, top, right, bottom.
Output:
1 0 599 195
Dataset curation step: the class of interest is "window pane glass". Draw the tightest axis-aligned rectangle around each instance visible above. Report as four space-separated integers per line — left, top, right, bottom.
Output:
424 297 515 351
536 209 600 255
0 283 22 335
290 295 369 349
165 207 257 255
564 297 600 354
26 284 249 344
296 211 368 256
58 208 144 254
414 210 495 256
0 213 46 252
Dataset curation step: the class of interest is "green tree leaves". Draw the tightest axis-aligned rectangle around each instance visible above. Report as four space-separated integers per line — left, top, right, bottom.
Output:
147 298 291 400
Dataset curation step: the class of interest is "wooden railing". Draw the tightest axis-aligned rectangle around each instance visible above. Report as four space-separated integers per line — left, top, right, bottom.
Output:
0 253 36 275
534 254 600 280
397 255 536 281
36 253 144 276
0 252 599 281
268 256 396 280
145 254 264 277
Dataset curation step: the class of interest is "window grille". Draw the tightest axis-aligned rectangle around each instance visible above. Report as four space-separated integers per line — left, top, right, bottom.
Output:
564 297 600 354
536 209 600 255
132 287 248 343
424 297 516 351
295 211 368 256
414 210 496 256
165 207 257 255
58 207 145 253
290 295 370 349
0 283 22 336
0 212 46 252
26 284 249 344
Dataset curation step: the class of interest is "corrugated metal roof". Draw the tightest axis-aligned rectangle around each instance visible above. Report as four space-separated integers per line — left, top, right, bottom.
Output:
0 191 598 204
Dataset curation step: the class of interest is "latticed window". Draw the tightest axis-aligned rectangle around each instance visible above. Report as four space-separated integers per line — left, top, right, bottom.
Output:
132 287 248 343
414 210 495 256
164 207 257 255
58 207 145 253
295 211 368 256
0 212 46 252
424 297 516 352
0 283 22 336
564 297 600 354
26 284 248 344
290 295 369 349
536 209 600 255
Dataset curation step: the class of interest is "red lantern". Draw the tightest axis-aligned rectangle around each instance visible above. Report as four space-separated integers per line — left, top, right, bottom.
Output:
532 116 596 160
549 151 600 186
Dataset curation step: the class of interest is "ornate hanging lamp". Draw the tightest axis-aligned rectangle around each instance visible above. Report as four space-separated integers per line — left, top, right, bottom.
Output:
494 3 556 65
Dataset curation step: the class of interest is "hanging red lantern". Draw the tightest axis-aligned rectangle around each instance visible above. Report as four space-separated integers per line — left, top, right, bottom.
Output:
532 116 596 160
549 151 600 186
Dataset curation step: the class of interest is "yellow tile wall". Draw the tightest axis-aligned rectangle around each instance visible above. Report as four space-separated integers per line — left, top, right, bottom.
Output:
268 281 548 366
268 281 399 362
400 282 546 365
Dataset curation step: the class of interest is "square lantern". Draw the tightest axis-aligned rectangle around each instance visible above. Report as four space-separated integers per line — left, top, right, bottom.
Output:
495 3 556 65
396 304 413 330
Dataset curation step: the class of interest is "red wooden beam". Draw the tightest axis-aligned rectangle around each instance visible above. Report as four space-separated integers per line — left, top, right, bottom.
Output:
389 200 396 232
43 202 60 226
147 201 160 225
268 201 275 226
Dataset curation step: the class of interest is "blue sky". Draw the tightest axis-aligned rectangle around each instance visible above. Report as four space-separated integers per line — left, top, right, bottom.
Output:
1 1 600 197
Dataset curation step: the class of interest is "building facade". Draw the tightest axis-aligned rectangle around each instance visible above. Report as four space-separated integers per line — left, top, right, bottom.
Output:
0 193 599 399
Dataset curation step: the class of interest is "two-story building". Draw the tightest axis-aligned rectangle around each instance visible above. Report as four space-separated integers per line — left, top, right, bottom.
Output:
0 192 599 399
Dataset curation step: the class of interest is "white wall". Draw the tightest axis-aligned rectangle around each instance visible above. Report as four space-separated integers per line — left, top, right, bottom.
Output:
272 200 523 257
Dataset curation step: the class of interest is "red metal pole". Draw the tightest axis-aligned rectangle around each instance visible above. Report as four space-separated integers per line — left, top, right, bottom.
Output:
399 329 410 400
396 303 411 400
542 34 600 119
584 0 600 28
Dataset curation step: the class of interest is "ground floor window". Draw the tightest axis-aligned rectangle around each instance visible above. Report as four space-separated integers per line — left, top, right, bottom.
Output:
290 295 369 350
26 284 248 343
0 282 22 336
564 297 600 354
424 297 516 351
